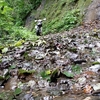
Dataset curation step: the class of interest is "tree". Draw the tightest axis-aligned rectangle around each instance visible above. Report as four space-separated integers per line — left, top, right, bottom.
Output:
0 0 13 35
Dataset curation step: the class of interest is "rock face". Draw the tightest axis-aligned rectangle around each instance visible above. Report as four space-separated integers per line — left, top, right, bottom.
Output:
84 0 100 23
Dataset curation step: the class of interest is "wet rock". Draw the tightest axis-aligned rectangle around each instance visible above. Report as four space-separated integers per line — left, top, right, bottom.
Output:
58 84 68 91
3 69 9 76
42 95 53 100
30 50 40 57
30 50 45 60
18 82 30 91
83 97 91 100
23 62 32 69
22 93 34 100
78 77 86 85
71 83 82 94
89 65 100 72
2 56 13 62
57 78 70 91
47 89 62 96
38 80 49 88
96 58 100 63
88 44 95 49
92 89 100 96
35 53 45 60
92 83 100 91
69 53 78 60
95 42 100 47
27 80 36 89
78 44 85 51
0 60 11 69
49 51 60 55
10 69 18 76
56 59 69 66
19 95 32 100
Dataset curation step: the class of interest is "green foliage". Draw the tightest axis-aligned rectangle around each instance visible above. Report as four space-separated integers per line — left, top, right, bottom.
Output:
63 71 74 78
6 0 42 25
62 9 81 30
10 26 38 41
33 0 42 9
9 65 16 70
0 76 4 80
0 92 14 100
0 88 22 99
14 39 24 47
2 47 8 53
0 0 41 43
0 0 88 42
14 88 22 96
40 70 51 81
72 65 82 74
0 0 14 34
43 9 81 35
92 62 100 65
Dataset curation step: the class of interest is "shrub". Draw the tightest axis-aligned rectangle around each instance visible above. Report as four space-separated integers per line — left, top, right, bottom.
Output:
43 9 81 34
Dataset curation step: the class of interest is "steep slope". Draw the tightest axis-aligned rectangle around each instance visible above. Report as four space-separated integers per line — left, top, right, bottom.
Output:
25 0 92 34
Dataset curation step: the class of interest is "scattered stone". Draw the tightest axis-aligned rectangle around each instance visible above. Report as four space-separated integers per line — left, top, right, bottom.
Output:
89 65 100 72
83 97 91 100
78 77 86 85
92 89 100 96
92 83 100 91
27 80 36 89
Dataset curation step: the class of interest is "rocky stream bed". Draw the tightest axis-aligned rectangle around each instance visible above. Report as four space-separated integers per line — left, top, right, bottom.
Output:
0 21 100 100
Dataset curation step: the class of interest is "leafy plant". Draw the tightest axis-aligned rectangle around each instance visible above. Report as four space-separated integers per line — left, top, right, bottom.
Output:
63 71 74 78
40 70 51 81
0 0 14 34
18 69 35 75
72 65 82 74
63 9 81 30
43 9 81 34
14 88 22 96
1 92 14 100
92 62 100 65
2 47 8 53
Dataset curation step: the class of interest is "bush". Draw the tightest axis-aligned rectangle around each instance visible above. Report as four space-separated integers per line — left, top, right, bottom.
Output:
0 0 14 34
43 9 81 34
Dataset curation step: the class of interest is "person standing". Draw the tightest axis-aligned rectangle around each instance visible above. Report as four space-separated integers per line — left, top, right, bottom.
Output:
35 18 46 36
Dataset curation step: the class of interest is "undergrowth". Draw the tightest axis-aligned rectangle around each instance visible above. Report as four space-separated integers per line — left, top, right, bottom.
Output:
42 9 81 35
0 0 92 43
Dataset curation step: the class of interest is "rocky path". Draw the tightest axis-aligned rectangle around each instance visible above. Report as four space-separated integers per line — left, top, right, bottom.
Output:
0 21 100 100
